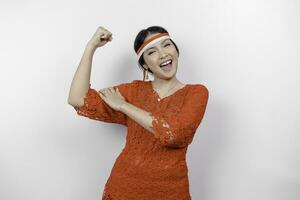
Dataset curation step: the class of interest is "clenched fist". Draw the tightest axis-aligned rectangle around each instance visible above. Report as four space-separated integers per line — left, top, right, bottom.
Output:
88 26 113 48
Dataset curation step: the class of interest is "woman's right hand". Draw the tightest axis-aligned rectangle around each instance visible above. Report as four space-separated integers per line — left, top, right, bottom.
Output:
88 26 113 49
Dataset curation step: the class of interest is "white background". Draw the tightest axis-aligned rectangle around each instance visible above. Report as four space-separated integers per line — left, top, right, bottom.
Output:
0 0 299 200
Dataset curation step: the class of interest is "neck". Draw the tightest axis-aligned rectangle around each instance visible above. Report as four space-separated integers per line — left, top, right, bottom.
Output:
151 76 180 90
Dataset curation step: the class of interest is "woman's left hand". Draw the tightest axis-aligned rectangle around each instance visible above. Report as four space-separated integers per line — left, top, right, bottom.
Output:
98 87 126 112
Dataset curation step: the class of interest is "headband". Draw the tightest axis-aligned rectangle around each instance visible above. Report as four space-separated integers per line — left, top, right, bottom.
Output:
136 32 171 62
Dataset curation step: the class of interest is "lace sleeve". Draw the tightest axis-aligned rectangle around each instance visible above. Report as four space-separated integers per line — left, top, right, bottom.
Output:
75 81 136 126
149 85 209 148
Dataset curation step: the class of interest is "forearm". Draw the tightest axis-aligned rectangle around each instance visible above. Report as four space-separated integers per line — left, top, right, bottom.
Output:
120 102 154 134
68 43 97 106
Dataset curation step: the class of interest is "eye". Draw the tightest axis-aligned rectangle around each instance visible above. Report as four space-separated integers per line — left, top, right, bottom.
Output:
148 51 155 55
164 43 171 47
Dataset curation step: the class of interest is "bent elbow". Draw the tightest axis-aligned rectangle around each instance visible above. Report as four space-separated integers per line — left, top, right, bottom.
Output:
67 96 84 107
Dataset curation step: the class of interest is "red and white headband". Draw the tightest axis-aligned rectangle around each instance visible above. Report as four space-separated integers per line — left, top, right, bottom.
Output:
136 32 171 61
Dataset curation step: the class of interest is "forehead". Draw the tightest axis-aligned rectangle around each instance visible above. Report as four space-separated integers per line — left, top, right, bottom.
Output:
143 34 171 51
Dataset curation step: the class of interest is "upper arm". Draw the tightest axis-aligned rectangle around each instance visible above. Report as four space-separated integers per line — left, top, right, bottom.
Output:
74 80 138 126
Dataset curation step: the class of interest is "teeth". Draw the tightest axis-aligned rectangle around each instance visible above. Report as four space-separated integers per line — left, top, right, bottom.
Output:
160 60 172 67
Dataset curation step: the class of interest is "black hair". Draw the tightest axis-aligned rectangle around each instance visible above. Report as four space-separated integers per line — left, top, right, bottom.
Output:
134 26 179 75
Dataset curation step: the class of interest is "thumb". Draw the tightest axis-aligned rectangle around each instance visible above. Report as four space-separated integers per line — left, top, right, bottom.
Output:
116 88 122 95
98 92 105 98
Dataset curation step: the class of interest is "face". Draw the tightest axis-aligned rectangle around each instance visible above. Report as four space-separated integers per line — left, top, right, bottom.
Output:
142 33 179 79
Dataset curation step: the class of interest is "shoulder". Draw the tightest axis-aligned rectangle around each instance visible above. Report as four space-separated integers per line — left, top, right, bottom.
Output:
114 79 140 89
131 79 143 85
128 79 149 89
186 83 209 102
189 83 209 95
120 79 143 86
114 79 143 99
131 79 145 85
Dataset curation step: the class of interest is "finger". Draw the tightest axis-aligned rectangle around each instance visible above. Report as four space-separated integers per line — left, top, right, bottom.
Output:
103 88 112 95
109 87 116 93
98 92 105 99
104 32 111 39
99 92 105 97
99 89 108 96
100 35 107 40
116 88 121 94
115 88 123 98
98 89 105 94
100 33 109 40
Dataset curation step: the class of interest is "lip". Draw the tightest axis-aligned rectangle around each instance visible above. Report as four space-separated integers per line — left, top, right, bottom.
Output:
159 59 172 67
160 62 173 72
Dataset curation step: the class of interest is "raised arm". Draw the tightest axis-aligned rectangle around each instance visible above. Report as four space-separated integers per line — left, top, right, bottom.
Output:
67 26 112 107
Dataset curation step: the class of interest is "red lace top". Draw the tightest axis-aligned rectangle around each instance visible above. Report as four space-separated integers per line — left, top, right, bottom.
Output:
74 80 209 200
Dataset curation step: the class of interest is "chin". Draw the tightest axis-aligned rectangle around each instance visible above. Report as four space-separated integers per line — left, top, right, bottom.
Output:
161 68 177 78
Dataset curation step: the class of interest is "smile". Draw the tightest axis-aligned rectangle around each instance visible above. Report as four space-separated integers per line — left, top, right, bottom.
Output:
159 59 173 71
159 59 172 68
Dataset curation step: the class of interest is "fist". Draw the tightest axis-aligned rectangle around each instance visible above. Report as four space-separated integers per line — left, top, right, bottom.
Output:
88 26 113 48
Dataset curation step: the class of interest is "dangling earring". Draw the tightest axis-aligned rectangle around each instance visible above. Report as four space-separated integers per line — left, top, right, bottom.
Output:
143 68 149 81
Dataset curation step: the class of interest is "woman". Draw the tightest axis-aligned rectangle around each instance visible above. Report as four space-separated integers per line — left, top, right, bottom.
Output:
68 25 209 200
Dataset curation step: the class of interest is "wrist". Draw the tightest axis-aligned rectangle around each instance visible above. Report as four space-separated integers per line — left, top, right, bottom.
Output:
86 41 97 51
119 101 129 112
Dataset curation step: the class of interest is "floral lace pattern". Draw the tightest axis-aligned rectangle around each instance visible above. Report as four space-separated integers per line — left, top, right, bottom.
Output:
75 82 135 126
102 187 113 200
149 85 209 148
73 80 209 200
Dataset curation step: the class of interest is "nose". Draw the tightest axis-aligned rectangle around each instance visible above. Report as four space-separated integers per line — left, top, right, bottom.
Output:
158 48 168 59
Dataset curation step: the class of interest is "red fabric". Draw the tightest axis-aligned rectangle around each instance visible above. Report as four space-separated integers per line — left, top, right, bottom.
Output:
75 80 209 200
75 83 130 126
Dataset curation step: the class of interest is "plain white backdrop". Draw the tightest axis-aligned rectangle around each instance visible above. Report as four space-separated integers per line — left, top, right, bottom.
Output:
0 0 299 200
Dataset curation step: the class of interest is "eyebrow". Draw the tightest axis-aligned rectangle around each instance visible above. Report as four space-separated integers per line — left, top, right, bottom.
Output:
161 39 170 44
146 39 170 51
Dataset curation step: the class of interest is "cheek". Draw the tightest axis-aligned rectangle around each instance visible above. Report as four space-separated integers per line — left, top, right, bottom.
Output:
147 56 159 66
170 48 178 55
